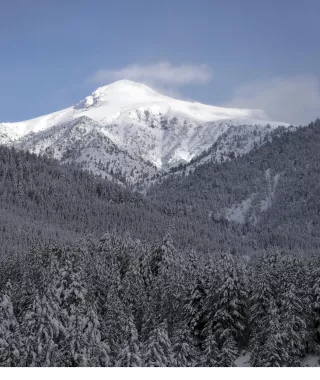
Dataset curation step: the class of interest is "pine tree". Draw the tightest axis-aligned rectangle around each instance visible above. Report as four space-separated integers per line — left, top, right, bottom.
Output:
205 252 248 366
148 234 186 337
85 238 113 346
149 234 176 277
143 320 173 367
115 313 143 367
15 271 36 322
215 335 238 367
259 300 288 367
50 247 96 366
249 258 276 365
99 255 128 362
280 255 310 365
184 276 210 350
309 258 320 354
280 283 306 366
22 293 60 366
122 253 147 336
249 250 280 366
172 323 197 367
59 256 87 366
82 308 110 367
0 281 22 367
201 333 219 367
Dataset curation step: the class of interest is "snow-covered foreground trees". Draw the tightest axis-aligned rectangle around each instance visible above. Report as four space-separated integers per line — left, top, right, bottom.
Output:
0 281 22 366
249 251 310 366
0 234 318 367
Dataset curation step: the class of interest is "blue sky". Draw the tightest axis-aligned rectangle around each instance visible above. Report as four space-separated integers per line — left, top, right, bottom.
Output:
1 0 320 124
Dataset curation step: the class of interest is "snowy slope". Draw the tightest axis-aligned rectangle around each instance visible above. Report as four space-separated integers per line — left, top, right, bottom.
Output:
143 122 293 191
180 123 295 173
0 79 289 184
14 116 158 186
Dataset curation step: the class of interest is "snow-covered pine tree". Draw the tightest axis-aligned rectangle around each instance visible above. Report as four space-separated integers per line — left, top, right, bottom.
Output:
311 259 320 354
0 281 22 367
143 319 174 367
215 335 238 367
98 254 129 363
259 300 288 367
249 251 278 366
82 308 110 367
201 332 219 367
172 322 198 367
22 292 60 366
115 313 143 367
149 234 176 278
84 238 112 344
59 257 87 366
278 256 308 366
205 251 248 366
61 248 110 367
79 243 111 367
184 276 210 351
121 240 148 336
148 234 187 337
15 271 36 322
50 246 99 366
280 283 307 366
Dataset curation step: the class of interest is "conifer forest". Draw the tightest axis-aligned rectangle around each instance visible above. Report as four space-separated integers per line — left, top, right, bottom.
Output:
1 119 320 367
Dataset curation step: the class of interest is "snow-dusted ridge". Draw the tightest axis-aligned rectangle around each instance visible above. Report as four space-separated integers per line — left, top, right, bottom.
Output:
0 80 289 184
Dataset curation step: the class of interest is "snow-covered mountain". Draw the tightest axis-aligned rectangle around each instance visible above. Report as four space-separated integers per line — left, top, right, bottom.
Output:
0 79 289 185
14 116 159 186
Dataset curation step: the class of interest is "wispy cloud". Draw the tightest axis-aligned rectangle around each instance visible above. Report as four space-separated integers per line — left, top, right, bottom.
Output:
227 75 320 125
88 61 213 88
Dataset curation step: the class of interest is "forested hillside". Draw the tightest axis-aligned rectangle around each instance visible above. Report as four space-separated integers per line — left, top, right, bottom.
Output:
0 146 165 258
0 145 233 256
1 120 320 260
148 119 320 254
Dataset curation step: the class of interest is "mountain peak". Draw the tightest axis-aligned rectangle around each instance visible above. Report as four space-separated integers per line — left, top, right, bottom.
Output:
1 78 289 173
76 79 164 110
94 79 154 94
99 79 150 88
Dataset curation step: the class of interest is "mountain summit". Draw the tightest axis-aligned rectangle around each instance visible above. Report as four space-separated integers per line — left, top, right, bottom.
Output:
0 80 289 185
0 80 284 139
75 80 167 110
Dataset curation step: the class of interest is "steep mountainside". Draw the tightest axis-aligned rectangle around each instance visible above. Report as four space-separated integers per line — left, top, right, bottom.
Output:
1 80 288 185
14 116 158 186
150 124 295 187
0 145 165 257
1 121 320 259
148 120 320 253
